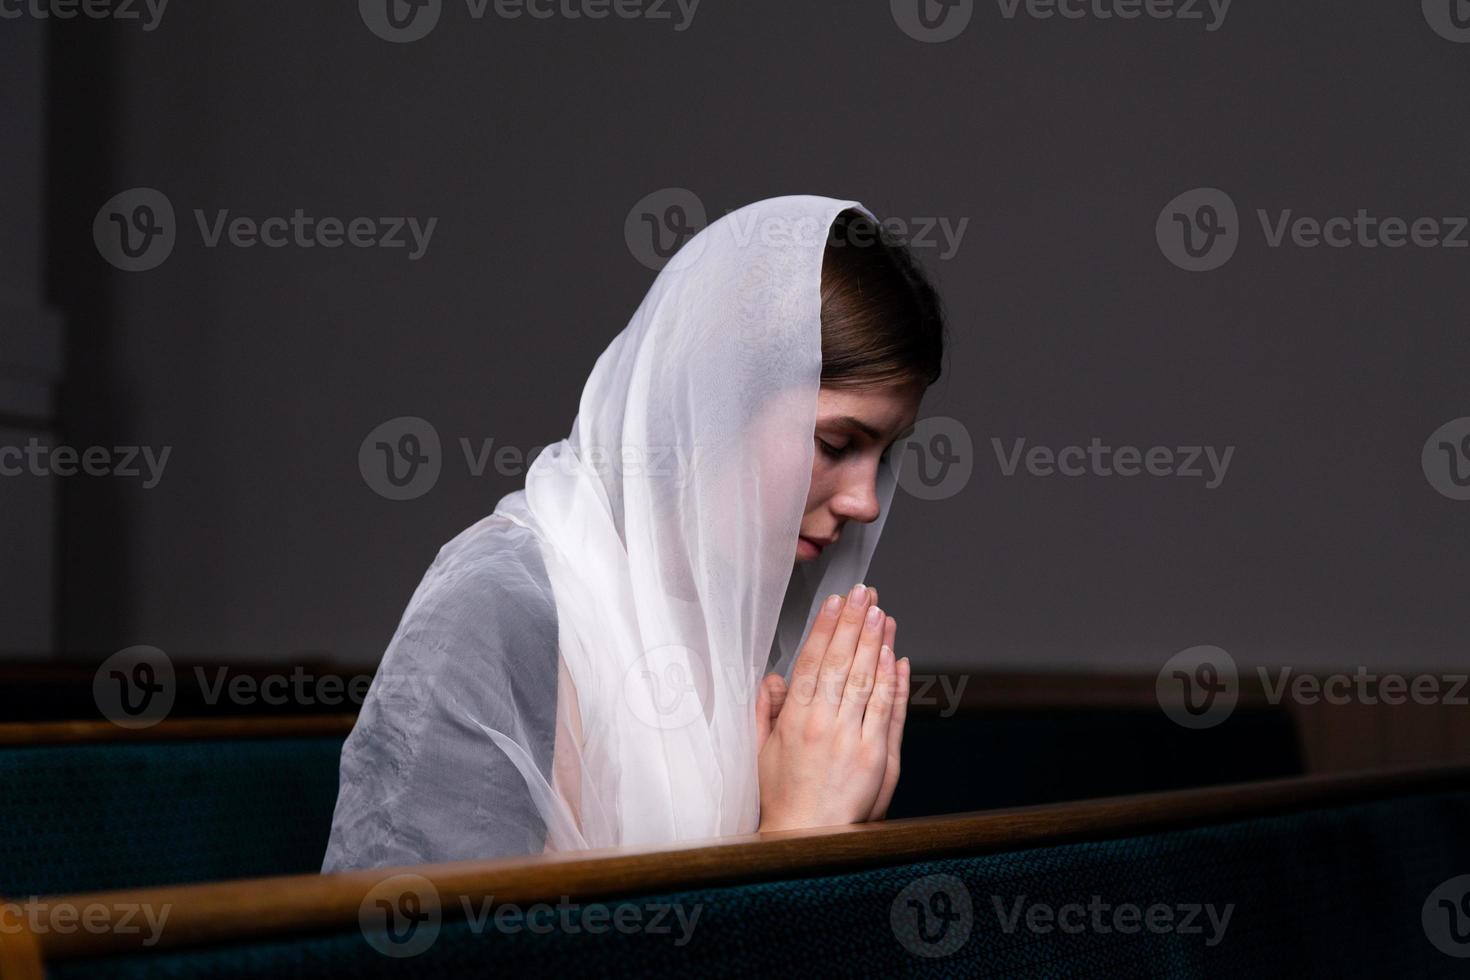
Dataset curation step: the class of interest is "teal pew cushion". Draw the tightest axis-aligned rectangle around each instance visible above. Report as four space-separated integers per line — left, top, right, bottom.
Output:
0 736 345 896
50 787 1470 979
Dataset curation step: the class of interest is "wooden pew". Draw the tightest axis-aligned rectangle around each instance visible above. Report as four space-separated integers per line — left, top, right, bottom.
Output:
891 669 1302 816
0 716 355 897
5 764 1467 978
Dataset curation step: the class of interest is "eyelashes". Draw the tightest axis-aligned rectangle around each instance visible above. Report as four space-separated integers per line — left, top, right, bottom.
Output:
816 438 892 465
817 438 848 460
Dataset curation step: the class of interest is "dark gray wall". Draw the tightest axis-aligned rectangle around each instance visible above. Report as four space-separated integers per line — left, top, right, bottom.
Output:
1 21 57 656
20 1 1470 671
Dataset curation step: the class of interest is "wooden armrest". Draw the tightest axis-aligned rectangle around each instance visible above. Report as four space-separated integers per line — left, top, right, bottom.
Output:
0 714 357 746
15 761 1470 964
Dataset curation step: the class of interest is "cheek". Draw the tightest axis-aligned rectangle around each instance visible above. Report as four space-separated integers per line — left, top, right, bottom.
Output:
803 456 837 514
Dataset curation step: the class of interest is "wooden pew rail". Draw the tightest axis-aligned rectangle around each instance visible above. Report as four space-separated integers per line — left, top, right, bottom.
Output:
3 762 1467 977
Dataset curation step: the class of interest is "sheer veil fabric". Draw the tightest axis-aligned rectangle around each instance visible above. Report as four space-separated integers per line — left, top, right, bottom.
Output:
323 195 911 869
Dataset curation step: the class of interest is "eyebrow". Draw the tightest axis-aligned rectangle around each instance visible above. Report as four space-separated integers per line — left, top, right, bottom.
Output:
824 415 884 441
825 414 917 446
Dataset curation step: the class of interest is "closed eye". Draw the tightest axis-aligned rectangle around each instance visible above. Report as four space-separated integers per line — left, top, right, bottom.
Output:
817 438 848 460
819 437 894 465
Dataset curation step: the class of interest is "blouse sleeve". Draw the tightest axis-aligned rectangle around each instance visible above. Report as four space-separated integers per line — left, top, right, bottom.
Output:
321 515 561 871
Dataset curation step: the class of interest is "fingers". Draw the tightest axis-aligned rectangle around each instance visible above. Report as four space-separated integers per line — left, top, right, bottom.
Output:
755 674 772 751
869 618 906 820
860 641 897 744
788 591 847 706
882 653 911 807
838 601 888 726
756 673 788 753
814 584 874 716
889 654 910 752
766 673 788 719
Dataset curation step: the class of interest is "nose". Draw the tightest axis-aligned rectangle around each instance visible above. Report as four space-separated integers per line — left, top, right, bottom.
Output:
828 463 883 526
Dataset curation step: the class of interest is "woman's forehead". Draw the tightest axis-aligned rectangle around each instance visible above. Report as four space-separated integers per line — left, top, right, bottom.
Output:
815 385 921 439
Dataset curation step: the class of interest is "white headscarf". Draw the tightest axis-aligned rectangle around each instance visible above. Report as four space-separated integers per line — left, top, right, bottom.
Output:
324 194 909 868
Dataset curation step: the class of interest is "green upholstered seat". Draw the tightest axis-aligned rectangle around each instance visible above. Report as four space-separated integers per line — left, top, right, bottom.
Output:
48 788 1470 979
0 736 345 896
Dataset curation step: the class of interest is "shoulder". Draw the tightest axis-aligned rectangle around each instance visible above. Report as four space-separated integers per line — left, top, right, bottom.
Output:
405 512 557 637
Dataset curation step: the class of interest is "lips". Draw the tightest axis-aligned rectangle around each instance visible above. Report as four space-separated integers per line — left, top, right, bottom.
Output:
799 535 835 551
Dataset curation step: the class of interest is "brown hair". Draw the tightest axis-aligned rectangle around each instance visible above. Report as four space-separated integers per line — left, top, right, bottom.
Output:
819 208 947 392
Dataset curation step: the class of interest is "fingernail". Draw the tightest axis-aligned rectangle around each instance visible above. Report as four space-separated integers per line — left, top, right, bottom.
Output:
823 594 842 614
849 583 867 604
880 644 894 666
864 605 882 629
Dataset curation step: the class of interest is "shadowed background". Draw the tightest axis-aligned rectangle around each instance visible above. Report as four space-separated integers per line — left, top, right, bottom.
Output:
3 0 1468 681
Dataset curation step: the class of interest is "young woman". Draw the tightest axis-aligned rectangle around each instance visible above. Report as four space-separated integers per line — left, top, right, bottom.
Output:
323 195 946 870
